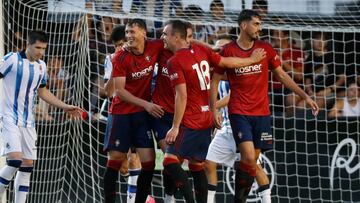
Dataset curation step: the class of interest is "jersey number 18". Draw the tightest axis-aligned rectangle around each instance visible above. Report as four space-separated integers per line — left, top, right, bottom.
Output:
192 60 210 90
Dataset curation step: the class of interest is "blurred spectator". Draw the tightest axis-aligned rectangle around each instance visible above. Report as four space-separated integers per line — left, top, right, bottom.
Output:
11 30 25 52
271 29 304 115
36 56 69 122
205 0 232 44
184 4 208 42
252 0 268 18
298 32 346 110
328 83 360 117
47 56 69 101
88 16 115 116
112 0 124 13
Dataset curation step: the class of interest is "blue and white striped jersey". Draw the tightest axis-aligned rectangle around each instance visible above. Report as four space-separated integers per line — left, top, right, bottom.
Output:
218 80 230 128
103 54 114 81
0 51 47 127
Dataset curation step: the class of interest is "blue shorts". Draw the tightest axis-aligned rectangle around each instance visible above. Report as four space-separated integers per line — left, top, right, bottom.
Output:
150 111 173 142
166 126 211 161
103 111 154 153
229 114 273 151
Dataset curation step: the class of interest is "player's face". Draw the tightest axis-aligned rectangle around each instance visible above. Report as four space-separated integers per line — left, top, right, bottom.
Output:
125 24 146 49
244 17 262 40
347 84 359 99
47 57 62 77
26 40 47 61
312 36 326 51
114 40 125 52
186 28 193 43
161 25 176 52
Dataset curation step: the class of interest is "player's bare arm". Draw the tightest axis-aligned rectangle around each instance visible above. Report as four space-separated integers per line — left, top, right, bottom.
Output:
210 73 223 129
114 76 164 118
215 93 230 109
104 76 115 98
165 84 187 144
218 48 266 68
37 87 83 117
272 67 319 116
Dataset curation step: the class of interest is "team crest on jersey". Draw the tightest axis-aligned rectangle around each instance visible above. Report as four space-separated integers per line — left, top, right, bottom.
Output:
145 55 151 62
39 65 43 71
115 139 120 147
6 143 10 149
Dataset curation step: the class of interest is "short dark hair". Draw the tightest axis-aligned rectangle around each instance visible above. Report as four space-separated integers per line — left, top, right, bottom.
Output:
312 31 328 40
184 4 204 19
28 30 48 44
126 18 147 31
252 0 268 10
111 25 125 43
183 20 193 31
210 0 224 10
165 20 187 40
237 9 261 25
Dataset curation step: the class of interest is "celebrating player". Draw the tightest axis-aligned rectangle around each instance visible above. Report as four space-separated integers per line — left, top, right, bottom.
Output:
205 37 271 203
0 30 83 203
210 10 319 203
161 20 266 203
102 25 146 203
103 19 165 203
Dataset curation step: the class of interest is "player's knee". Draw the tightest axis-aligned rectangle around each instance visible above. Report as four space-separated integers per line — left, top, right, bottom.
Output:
106 159 123 171
21 159 34 167
141 161 155 171
241 156 257 167
162 157 179 167
188 162 205 172
6 159 22 168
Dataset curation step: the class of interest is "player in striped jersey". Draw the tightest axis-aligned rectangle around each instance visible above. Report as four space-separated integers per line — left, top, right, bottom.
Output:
0 30 83 203
206 81 271 203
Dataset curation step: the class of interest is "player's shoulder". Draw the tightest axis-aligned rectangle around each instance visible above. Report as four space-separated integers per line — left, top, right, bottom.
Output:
38 59 46 67
2 52 17 62
254 40 274 50
113 49 129 61
146 39 163 47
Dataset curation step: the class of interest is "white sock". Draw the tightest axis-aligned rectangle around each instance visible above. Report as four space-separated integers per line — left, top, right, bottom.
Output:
14 168 32 203
207 190 216 203
259 188 271 203
164 194 175 203
127 169 140 203
0 160 22 198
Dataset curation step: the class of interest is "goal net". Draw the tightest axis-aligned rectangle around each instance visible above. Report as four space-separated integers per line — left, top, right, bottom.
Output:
2 0 360 202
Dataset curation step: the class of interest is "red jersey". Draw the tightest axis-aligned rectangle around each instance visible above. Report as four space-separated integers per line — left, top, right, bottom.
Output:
152 50 175 113
110 39 164 114
214 40 281 116
272 46 304 89
168 44 221 130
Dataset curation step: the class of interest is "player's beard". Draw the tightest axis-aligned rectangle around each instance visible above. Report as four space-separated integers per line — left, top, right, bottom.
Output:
251 32 260 41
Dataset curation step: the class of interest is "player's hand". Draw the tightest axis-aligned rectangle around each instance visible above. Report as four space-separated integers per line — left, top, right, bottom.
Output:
165 126 179 145
63 105 83 118
145 102 164 118
250 48 266 63
305 97 319 116
213 111 223 129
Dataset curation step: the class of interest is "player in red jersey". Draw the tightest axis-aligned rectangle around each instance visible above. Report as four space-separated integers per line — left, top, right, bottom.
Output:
161 20 266 203
150 22 194 203
210 10 319 203
103 19 164 203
